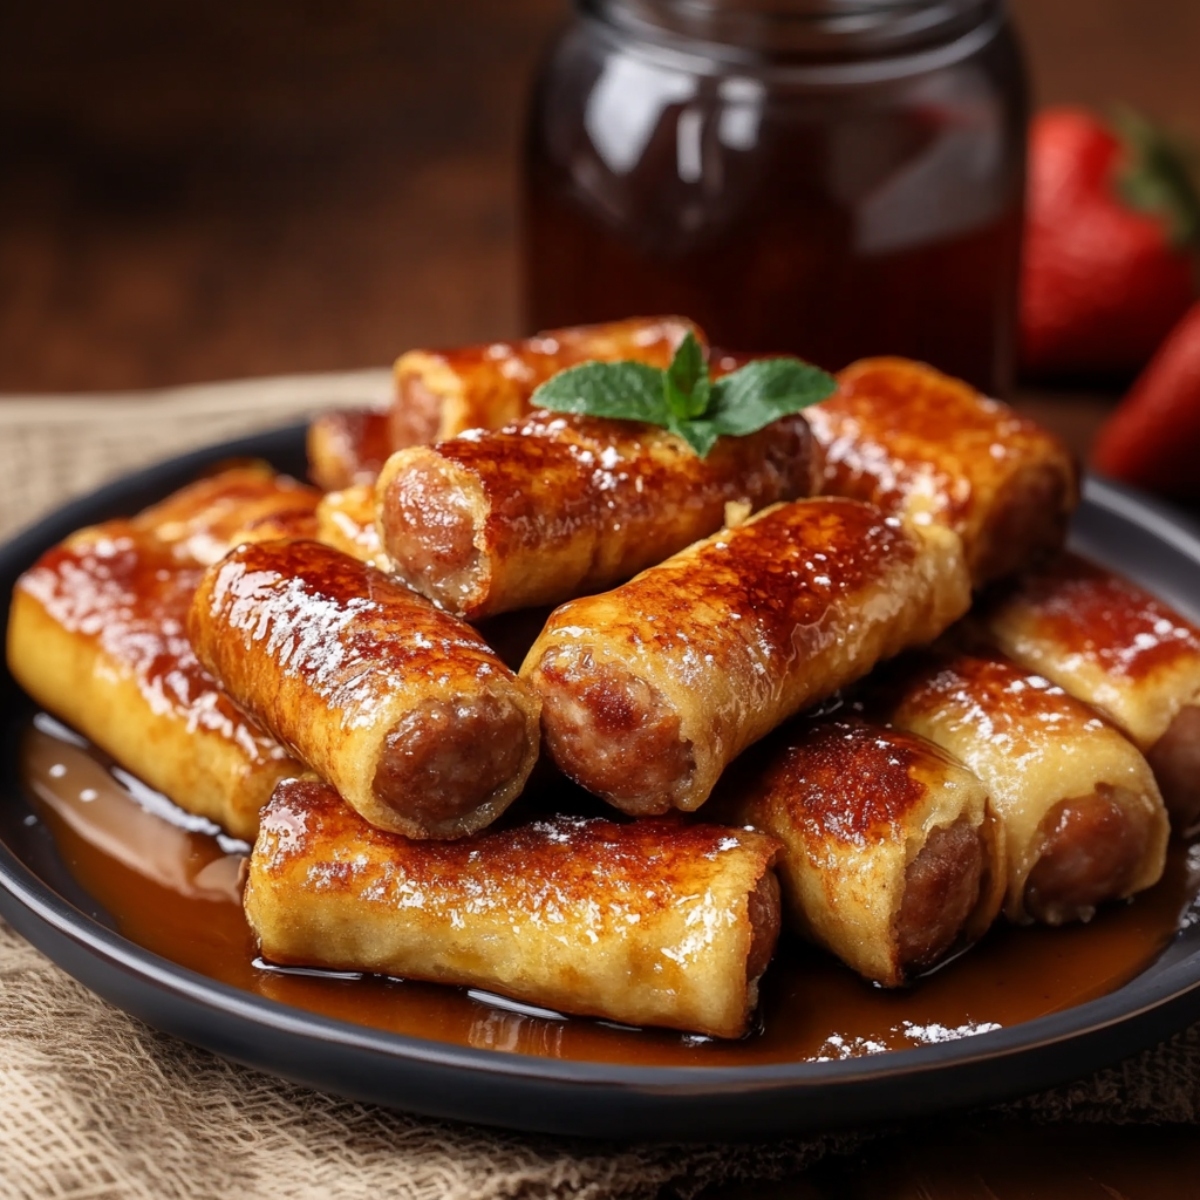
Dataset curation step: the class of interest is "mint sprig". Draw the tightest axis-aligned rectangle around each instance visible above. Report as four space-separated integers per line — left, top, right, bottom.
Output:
530 332 835 457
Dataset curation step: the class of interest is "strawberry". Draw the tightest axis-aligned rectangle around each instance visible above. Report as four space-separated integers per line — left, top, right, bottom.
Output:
1091 299 1200 498
1020 107 1199 380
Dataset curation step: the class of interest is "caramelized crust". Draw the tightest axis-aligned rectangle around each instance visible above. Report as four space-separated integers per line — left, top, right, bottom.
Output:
523 498 971 815
807 358 1078 586
390 316 702 448
307 408 394 492
886 652 1168 924
188 540 541 839
7 520 299 839
718 719 1003 985
131 462 321 565
984 553 1200 826
244 778 781 1038
376 409 819 619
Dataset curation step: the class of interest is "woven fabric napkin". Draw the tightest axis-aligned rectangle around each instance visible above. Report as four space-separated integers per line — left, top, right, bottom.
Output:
2 372 1199 1200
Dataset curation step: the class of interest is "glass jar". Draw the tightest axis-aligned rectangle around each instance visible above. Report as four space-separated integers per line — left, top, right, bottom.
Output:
522 0 1027 395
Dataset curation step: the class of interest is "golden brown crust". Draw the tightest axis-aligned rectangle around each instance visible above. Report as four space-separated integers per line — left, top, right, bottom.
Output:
244 777 781 1038
984 553 1200 740
307 408 394 492
523 498 971 815
389 316 703 448
885 651 1169 924
7 521 298 839
807 358 1078 586
188 539 541 839
717 718 1002 985
376 409 820 619
131 462 321 565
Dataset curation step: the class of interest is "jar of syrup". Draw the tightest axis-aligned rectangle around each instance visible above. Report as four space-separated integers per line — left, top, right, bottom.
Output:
523 0 1027 394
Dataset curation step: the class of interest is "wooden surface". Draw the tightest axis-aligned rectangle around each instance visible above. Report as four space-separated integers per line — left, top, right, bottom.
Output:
2 3 1200 1197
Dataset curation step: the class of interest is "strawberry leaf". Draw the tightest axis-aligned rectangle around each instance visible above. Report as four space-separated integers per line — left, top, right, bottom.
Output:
1113 105 1200 247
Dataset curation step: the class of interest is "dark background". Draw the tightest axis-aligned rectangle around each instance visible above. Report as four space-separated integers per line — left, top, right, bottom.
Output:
0 0 1197 393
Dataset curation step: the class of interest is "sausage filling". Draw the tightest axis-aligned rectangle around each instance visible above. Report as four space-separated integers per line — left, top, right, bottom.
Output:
374 691 528 834
381 459 485 613
532 651 695 815
894 818 985 976
1023 785 1148 925
745 870 782 998
1146 704 1200 832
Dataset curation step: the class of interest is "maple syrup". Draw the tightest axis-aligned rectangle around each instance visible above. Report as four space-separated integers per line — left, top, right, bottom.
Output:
523 0 1027 394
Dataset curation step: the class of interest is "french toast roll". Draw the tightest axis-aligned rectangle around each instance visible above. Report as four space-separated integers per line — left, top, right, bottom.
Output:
7 521 299 840
983 553 1200 829
188 540 541 839
883 652 1169 926
522 498 971 816
807 357 1077 586
307 407 393 492
376 408 819 619
390 315 701 448
131 462 321 564
315 484 390 570
245 777 782 1038
715 719 1004 986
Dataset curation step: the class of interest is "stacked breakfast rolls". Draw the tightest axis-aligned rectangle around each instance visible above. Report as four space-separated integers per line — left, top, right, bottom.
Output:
11 316 1189 1041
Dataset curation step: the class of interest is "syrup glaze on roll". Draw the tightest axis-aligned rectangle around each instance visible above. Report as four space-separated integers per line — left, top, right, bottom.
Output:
376 408 820 619
715 718 1004 986
245 777 782 1039
882 651 1169 925
390 315 702 448
7 469 311 840
983 553 1200 829
807 357 1078 587
523 497 971 817
131 461 321 565
188 539 541 839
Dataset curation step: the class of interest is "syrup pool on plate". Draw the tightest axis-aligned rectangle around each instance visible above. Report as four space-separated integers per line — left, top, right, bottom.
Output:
20 713 1200 1068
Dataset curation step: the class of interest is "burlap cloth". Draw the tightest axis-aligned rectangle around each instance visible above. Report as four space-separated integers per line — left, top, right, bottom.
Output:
2 372 1200 1200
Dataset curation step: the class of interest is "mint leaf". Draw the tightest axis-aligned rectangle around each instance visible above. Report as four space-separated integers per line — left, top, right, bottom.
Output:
664 331 710 420
531 343 836 458
532 360 670 424
666 414 722 458
706 358 836 438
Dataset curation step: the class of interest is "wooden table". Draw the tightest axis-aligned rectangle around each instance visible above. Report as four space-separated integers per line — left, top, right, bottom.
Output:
2 2 1199 1196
